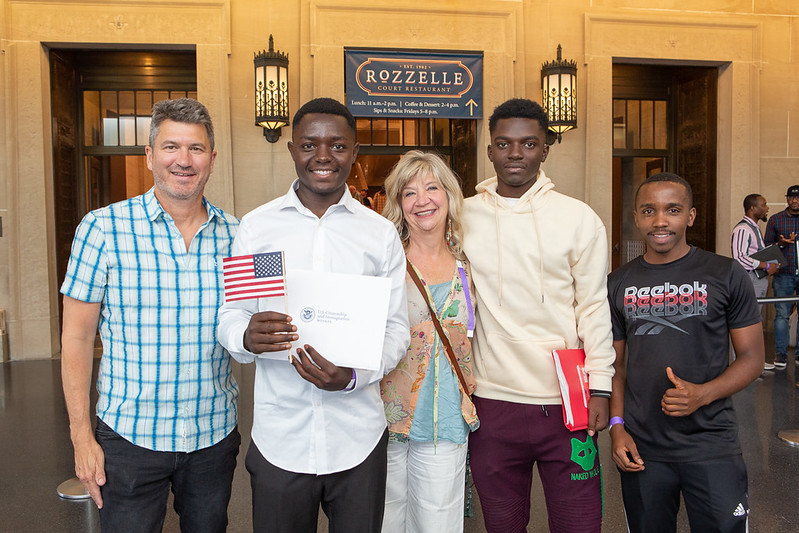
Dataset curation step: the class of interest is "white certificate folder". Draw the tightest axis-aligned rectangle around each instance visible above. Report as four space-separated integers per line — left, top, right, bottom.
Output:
258 269 391 371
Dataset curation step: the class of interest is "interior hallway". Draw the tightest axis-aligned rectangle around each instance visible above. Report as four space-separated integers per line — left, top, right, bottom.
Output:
2 335 798 532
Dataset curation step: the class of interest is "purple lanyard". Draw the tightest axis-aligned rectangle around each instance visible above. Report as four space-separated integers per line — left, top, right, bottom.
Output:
457 263 474 337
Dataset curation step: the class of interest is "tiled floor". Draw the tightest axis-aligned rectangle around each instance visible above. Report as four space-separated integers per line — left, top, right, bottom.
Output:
2 338 799 532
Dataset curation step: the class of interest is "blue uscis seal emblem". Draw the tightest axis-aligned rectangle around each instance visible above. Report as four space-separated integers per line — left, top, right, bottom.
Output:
300 307 316 322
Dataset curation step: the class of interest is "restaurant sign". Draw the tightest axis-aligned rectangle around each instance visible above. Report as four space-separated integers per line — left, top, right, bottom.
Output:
345 49 483 120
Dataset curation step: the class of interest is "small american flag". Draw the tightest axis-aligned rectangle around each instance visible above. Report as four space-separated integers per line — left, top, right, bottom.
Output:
223 251 286 302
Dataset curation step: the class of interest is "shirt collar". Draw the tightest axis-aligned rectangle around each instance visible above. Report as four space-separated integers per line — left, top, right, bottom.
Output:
203 198 222 223
279 179 358 216
142 188 164 221
141 187 215 224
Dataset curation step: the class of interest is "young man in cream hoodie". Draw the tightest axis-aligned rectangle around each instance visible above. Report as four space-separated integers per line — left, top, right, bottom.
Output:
462 98 615 533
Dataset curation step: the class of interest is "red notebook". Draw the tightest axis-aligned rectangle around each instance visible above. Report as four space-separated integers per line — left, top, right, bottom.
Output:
552 349 590 431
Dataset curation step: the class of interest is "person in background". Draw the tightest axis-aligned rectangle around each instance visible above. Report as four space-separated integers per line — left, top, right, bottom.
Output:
731 193 776 370
764 185 799 369
362 188 375 210
380 150 479 533
349 184 363 203
61 98 240 533
374 188 387 214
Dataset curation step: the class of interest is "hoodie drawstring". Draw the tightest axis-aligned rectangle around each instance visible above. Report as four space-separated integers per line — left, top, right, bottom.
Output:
494 207 504 306
530 203 545 303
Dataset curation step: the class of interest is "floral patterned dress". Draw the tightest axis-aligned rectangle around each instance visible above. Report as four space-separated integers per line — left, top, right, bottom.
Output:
381 260 479 443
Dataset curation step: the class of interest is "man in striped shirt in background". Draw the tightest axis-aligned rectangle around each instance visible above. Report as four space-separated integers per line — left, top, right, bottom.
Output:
60 98 240 533
731 194 777 371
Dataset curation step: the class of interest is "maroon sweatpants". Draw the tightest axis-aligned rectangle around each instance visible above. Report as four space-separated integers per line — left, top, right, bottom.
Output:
469 396 602 533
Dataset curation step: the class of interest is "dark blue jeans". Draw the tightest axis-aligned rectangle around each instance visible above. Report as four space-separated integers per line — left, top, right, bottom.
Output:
95 418 240 533
772 273 799 357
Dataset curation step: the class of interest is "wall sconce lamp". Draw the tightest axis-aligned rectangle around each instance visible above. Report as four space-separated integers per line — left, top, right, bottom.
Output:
541 44 577 144
254 34 289 143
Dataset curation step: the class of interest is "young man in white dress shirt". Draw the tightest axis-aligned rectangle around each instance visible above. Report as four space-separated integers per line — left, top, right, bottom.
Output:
217 98 409 532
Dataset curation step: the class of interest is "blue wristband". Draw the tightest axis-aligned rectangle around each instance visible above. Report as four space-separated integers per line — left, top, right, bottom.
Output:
609 416 624 428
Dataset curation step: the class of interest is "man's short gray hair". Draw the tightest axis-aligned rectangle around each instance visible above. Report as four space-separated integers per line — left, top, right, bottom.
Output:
149 98 215 150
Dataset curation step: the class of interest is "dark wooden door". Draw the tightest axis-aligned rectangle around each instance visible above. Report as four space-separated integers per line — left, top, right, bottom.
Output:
611 64 718 269
50 50 80 323
675 68 718 253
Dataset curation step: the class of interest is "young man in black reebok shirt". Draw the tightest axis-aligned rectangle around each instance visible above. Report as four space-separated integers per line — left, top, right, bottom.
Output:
607 172 764 533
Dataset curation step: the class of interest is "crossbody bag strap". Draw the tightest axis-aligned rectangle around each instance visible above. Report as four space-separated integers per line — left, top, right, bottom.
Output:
406 258 470 394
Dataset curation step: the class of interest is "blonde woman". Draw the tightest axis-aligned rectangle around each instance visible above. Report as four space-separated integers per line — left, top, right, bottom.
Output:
380 150 479 533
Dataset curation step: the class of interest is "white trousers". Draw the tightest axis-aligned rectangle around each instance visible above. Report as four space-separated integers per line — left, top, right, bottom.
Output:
382 439 467 533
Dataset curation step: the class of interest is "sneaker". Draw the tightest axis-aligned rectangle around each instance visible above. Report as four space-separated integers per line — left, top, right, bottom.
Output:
775 354 787 369
764 362 776 371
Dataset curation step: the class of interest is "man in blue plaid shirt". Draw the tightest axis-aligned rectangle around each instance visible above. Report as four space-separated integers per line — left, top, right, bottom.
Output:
765 184 799 369
60 98 240 533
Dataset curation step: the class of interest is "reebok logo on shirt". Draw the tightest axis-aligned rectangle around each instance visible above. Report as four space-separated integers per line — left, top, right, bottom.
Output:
623 281 708 335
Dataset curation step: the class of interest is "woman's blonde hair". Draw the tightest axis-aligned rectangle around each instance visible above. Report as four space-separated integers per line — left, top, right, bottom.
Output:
382 150 465 258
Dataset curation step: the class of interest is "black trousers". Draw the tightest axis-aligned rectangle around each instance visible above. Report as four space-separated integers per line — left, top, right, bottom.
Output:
245 429 388 533
620 454 749 533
